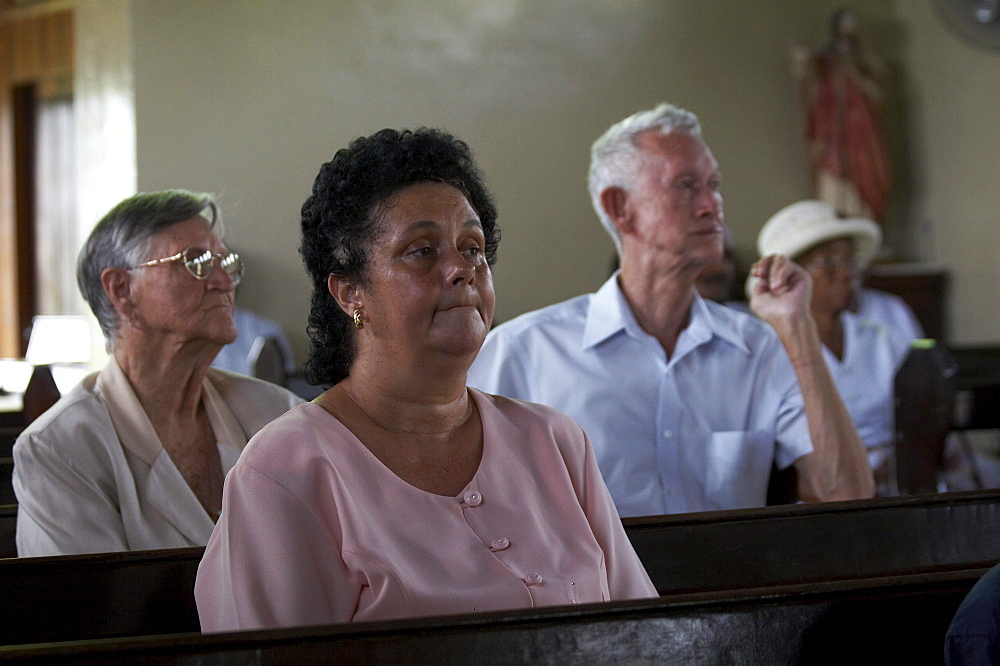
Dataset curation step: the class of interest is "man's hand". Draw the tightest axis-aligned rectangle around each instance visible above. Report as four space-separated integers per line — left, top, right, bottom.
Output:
750 255 875 501
748 254 812 331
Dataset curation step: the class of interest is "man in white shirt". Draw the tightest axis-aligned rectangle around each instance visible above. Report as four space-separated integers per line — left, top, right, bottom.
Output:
468 103 874 517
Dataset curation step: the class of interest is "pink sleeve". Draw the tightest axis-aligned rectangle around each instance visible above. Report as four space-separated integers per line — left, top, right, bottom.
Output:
195 462 360 631
576 429 659 600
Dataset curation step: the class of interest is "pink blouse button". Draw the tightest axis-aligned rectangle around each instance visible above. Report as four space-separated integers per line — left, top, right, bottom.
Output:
489 537 510 551
524 572 543 586
463 491 482 507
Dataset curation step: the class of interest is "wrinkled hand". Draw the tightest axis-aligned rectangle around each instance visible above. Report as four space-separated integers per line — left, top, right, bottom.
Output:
748 254 812 329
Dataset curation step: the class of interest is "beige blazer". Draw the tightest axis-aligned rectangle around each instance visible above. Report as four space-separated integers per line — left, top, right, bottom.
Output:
12 359 303 557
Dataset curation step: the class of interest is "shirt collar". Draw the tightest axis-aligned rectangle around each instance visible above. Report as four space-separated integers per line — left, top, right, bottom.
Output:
682 293 752 357
582 273 636 349
582 272 751 357
95 356 248 466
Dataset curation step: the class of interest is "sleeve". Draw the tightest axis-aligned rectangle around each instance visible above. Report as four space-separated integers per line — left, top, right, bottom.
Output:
466 328 534 401
195 461 360 632
573 425 658 600
944 563 1000 665
13 429 129 556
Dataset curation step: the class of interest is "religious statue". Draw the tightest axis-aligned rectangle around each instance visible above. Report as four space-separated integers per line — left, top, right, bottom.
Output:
792 8 892 225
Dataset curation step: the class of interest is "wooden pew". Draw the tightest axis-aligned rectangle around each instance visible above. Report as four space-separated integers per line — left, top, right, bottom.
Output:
0 547 202 644
0 458 12 505
626 488 1000 594
950 344 1000 430
1 489 999 646
0 567 984 663
0 504 14 559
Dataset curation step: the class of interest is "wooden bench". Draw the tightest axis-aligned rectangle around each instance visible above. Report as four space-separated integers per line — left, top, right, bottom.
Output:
950 344 1000 430
0 547 202 644
1 489 999 646
625 488 1000 594
0 504 14 559
0 567 983 663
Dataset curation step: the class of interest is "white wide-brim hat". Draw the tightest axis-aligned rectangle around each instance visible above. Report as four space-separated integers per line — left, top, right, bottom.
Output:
757 200 881 267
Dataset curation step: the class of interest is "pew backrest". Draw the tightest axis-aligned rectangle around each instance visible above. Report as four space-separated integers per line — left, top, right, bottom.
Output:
0 504 15 559
0 547 202 644
0 568 984 664
625 488 1000 594
3 490 1000 646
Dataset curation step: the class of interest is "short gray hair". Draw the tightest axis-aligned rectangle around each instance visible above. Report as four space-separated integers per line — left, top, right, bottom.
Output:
77 190 220 347
588 103 702 256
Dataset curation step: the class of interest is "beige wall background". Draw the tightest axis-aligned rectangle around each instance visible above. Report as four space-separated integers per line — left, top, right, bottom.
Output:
76 0 1000 367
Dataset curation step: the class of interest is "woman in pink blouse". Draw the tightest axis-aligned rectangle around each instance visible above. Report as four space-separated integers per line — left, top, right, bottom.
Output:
195 128 657 631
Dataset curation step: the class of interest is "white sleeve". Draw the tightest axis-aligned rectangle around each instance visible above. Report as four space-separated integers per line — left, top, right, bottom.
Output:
13 430 129 556
467 328 534 401
568 421 658 600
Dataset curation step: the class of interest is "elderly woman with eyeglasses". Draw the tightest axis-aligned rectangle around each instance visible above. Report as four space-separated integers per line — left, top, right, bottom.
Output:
755 200 910 492
12 190 303 557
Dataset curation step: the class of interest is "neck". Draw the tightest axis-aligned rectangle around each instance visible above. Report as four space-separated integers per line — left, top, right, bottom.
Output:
618 253 701 357
341 376 471 436
343 354 471 435
811 307 844 357
113 335 219 417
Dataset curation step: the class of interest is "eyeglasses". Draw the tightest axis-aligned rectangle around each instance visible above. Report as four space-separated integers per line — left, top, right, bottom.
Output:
802 255 857 273
127 247 244 285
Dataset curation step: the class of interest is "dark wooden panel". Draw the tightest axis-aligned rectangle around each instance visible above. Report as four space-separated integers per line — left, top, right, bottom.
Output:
0 547 202 644
2 491 1000 646
0 504 15 559
625 489 1000 594
0 569 982 664
0 458 12 505
949 345 1000 430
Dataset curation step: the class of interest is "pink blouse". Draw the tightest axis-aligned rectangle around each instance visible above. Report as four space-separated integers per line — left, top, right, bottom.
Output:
195 389 656 631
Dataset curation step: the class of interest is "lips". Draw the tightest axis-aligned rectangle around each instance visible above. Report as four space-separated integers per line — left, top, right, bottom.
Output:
694 223 724 235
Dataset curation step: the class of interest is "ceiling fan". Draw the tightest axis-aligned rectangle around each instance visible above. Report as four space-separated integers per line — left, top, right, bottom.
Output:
934 0 1000 51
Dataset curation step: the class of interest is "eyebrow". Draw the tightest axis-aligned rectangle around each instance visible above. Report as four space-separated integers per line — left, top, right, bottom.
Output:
401 218 483 234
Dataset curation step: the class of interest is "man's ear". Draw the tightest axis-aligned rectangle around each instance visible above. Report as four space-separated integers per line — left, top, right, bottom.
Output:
101 268 135 320
600 186 633 238
327 274 361 318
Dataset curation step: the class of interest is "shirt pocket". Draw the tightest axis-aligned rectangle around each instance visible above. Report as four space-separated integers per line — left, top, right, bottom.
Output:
705 430 774 509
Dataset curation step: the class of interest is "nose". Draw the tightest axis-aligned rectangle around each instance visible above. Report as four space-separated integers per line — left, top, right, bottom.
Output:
696 183 723 219
445 248 476 286
206 257 238 290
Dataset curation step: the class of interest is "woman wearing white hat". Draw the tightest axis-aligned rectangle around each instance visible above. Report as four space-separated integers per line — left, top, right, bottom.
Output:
756 200 911 492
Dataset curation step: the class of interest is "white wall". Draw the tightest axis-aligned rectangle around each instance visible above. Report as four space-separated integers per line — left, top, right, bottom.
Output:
80 0 999 365
892 1 1000 344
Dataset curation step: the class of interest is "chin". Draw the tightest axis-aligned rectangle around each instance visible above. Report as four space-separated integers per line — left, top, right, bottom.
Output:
211 326 239 346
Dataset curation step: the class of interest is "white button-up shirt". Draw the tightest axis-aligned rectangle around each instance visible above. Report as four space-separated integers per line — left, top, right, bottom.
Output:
856 288 924 345
468 274 812 517
822 310 911 470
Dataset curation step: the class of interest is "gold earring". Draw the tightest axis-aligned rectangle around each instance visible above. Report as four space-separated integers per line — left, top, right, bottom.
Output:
353 308 363 329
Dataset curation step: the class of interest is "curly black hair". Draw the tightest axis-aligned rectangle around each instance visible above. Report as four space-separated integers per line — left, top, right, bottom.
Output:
300 127 500 386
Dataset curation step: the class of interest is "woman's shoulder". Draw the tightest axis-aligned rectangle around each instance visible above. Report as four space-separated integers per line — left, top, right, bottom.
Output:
207 369 304 413
14 377 113 461
236 402 357 480
470 388 587 445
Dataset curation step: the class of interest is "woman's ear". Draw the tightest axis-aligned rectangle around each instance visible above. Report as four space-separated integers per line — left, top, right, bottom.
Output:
599 186 634 238
327 274 361 318
101 268 135 320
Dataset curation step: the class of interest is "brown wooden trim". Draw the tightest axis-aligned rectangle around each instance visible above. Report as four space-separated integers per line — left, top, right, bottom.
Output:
0 5 73 357
0 22 18 357
12 83 35 356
